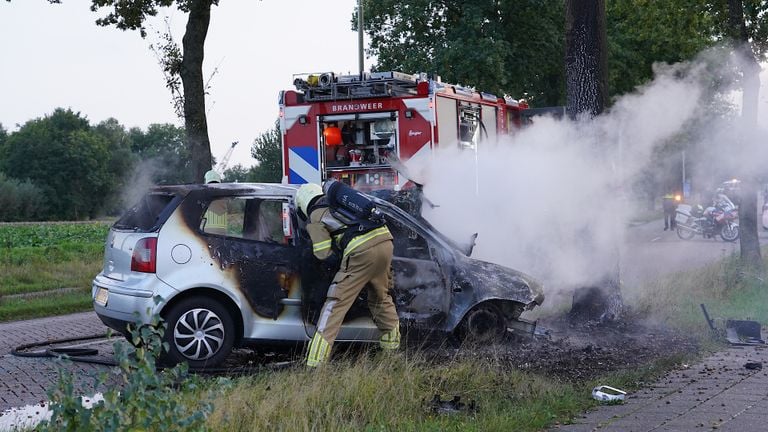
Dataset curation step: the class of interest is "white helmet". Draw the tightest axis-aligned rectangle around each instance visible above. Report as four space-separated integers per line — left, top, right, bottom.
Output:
204 170 221 184
296 183 323 217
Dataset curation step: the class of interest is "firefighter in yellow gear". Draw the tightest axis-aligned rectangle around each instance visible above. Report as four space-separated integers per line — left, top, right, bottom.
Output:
204 170 228 235
296 183 400 367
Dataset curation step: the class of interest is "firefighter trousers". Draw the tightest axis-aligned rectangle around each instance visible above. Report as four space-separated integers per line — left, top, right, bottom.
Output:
307 240 400 367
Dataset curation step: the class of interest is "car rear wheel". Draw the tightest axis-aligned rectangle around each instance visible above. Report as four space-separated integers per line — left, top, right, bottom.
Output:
456 302 507 344
162 296 235 368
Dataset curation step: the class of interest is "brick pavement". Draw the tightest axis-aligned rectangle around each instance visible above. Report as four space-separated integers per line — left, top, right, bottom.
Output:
554 345 768 432
0 312 116 412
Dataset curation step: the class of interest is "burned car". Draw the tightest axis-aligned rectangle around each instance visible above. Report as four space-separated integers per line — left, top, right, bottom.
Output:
92 183 543 367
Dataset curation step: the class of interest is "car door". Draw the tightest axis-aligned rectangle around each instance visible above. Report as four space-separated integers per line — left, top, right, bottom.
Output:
385 214 451 326
201 196 300 319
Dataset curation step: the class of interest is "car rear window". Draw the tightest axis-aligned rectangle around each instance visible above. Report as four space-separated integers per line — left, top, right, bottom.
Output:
113 192 178 232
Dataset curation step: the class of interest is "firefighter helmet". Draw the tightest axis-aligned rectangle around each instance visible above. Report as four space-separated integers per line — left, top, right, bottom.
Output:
296 183 324 217
323 126 342 146
205 170 221 184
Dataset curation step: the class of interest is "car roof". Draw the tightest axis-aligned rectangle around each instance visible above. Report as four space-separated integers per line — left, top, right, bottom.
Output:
151 182 301 197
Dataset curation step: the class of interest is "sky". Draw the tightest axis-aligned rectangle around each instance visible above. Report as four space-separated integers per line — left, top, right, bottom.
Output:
0 0 365 168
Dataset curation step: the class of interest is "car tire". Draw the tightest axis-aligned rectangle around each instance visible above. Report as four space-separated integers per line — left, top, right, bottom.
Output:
456 302 507 344
162 296 235 368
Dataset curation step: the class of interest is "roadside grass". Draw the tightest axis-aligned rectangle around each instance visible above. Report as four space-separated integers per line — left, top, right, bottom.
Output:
630 251 768 335
204 347 703 432
0 222 108 322
201 249 768 431
206 353 585 432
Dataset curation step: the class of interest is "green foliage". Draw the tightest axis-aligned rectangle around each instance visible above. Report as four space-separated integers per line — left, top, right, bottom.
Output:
38 313 214 432
249 119 282 183
0 172 47 221
0 222 108 248
93 119 138 215
607 0 717 97
2 109 111 220
129 123 193 184
361 0 565 106
222 164 251 183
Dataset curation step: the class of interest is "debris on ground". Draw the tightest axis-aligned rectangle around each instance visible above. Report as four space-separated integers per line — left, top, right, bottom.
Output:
592 385 627 403
427 394 478 415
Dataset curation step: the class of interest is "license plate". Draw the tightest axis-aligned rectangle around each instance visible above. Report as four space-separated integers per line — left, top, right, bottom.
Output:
94 287 108 306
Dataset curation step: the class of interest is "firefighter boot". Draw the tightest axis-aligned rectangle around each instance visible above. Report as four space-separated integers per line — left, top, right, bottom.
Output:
306 332 332 368
379 326 401 350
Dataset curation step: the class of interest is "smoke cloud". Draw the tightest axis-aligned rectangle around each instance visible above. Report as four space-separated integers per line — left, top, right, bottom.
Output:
411 48 765 306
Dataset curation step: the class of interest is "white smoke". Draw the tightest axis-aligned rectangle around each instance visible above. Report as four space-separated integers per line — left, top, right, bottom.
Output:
410 50 762 303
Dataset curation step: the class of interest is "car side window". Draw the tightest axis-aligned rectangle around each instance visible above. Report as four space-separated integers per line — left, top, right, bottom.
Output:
201 198 289 245
386 217 431 260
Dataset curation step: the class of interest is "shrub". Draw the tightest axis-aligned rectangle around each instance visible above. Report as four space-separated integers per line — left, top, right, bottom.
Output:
0 172 46 221
37 309 215 432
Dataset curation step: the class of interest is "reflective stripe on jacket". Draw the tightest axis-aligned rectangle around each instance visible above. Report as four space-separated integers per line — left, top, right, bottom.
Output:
307 207 392 260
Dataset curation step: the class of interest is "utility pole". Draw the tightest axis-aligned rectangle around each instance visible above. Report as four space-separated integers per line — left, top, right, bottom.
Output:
358 0 364 77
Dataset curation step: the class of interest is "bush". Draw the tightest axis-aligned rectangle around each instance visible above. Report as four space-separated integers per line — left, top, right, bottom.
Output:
37 309 215 432
0 172 46 221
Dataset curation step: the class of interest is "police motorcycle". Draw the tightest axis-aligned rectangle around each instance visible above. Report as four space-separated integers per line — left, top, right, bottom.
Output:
675 195 739 242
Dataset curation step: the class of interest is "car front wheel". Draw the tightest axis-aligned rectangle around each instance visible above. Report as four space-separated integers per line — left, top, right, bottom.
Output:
456 302 508 344
162 296 235 368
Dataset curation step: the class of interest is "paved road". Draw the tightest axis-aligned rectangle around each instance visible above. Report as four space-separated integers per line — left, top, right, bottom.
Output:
620 218 768 292
0 312 114 412
553 345 768 432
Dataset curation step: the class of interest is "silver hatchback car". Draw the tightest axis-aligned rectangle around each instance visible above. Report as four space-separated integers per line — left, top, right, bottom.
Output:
92 183 544 368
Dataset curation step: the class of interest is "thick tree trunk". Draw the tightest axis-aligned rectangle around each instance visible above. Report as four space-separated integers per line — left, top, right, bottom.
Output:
181 0 214 183
728 0 764 273
565 0 607 119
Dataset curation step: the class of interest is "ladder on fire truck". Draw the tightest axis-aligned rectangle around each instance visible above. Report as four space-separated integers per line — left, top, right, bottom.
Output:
293 71 424 102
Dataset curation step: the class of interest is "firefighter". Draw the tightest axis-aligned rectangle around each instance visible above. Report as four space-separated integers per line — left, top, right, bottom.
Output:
295 183 400 367
662 191 678 231
204 170 227 235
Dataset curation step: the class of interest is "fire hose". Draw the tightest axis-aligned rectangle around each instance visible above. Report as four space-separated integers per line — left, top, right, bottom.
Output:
11 334 298 373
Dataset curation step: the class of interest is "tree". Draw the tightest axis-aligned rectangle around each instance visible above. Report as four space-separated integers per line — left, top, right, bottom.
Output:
361 0 566 106
2 109 111 220
250 120 282 183
565 0 607 118
90 0 218 182
129 123 193 185
725 0 764 273
222 164 250 183
93 118 138 213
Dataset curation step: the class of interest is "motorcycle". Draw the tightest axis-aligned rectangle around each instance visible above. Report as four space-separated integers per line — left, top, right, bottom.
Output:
675 201 739 242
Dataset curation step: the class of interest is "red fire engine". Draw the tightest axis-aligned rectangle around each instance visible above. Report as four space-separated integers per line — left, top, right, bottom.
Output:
279 71 528 190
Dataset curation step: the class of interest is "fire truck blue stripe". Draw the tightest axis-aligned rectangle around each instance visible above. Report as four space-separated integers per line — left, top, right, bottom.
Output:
292 146 318 168
288 148 320 184
289 169 307 184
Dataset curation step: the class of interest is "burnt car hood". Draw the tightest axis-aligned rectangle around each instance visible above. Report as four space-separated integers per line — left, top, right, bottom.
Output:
458 257 544 305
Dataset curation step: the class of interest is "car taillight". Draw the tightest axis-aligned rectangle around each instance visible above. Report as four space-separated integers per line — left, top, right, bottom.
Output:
131 237 157 273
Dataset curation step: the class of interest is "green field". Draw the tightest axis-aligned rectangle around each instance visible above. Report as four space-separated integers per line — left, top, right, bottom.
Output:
0 222 109 321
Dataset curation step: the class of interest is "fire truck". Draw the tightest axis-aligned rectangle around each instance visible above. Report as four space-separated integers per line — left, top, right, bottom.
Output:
279 71 529 190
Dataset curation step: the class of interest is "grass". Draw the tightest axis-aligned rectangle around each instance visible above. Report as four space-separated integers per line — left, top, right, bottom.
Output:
207 353 585 432
630 252 768 335
0 222 108 322
201 250 768 431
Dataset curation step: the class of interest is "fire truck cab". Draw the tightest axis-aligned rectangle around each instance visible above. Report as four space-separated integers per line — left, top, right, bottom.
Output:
279 71 528 190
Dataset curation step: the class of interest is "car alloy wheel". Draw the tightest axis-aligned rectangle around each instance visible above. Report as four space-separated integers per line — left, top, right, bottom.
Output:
173 308 226 361
163 296 235 368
